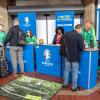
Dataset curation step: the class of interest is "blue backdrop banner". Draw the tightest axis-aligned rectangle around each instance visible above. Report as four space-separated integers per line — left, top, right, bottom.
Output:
18 12 36 36
55 11 74 32
96 9 100 40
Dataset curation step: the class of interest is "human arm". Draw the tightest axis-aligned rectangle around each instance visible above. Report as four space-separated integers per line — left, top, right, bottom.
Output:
78 35 85 51
4 28 13 46
90 27 97 48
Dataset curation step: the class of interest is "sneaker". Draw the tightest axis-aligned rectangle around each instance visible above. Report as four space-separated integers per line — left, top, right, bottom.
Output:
62 85 68 89
72 87 80 92
19 73 25 76
13 74 18 77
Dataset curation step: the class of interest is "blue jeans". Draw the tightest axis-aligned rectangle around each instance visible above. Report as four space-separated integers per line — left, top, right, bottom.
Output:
10 46 24 73
64 58 79 89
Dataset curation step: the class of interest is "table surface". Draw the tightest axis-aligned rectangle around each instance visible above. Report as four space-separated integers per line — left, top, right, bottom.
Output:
5 44 99 51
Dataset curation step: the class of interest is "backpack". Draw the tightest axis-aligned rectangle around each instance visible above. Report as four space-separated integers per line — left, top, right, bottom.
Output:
18 30 26 45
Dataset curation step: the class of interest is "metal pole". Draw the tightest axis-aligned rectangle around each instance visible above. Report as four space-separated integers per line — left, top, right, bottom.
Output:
44 14 50 44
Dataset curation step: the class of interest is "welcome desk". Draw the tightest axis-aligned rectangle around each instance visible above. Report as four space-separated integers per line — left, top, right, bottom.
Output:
6 44 99 89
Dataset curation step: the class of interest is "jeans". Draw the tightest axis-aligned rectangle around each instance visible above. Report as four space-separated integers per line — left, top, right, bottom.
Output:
10 46 24 73
64 58 79 89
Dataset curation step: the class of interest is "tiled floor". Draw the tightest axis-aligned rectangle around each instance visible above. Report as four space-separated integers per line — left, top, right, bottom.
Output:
0 72 100 100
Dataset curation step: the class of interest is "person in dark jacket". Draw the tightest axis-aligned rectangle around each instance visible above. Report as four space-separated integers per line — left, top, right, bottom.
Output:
62 24 85 92
4 19 24 76
52 27 64 44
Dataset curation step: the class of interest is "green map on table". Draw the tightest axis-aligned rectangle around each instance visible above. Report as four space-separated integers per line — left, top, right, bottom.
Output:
0 76 62 100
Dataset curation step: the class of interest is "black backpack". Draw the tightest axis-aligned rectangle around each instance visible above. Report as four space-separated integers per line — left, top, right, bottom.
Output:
18 30 26 45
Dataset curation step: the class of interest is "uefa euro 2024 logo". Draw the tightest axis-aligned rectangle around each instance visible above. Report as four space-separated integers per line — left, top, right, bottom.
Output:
42 49 53 66
24 17 31 27
44 49 51 60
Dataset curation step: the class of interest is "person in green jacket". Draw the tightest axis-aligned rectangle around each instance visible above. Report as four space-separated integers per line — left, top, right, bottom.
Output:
0 24 7 46
81 21 97 48
26 30 37 44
